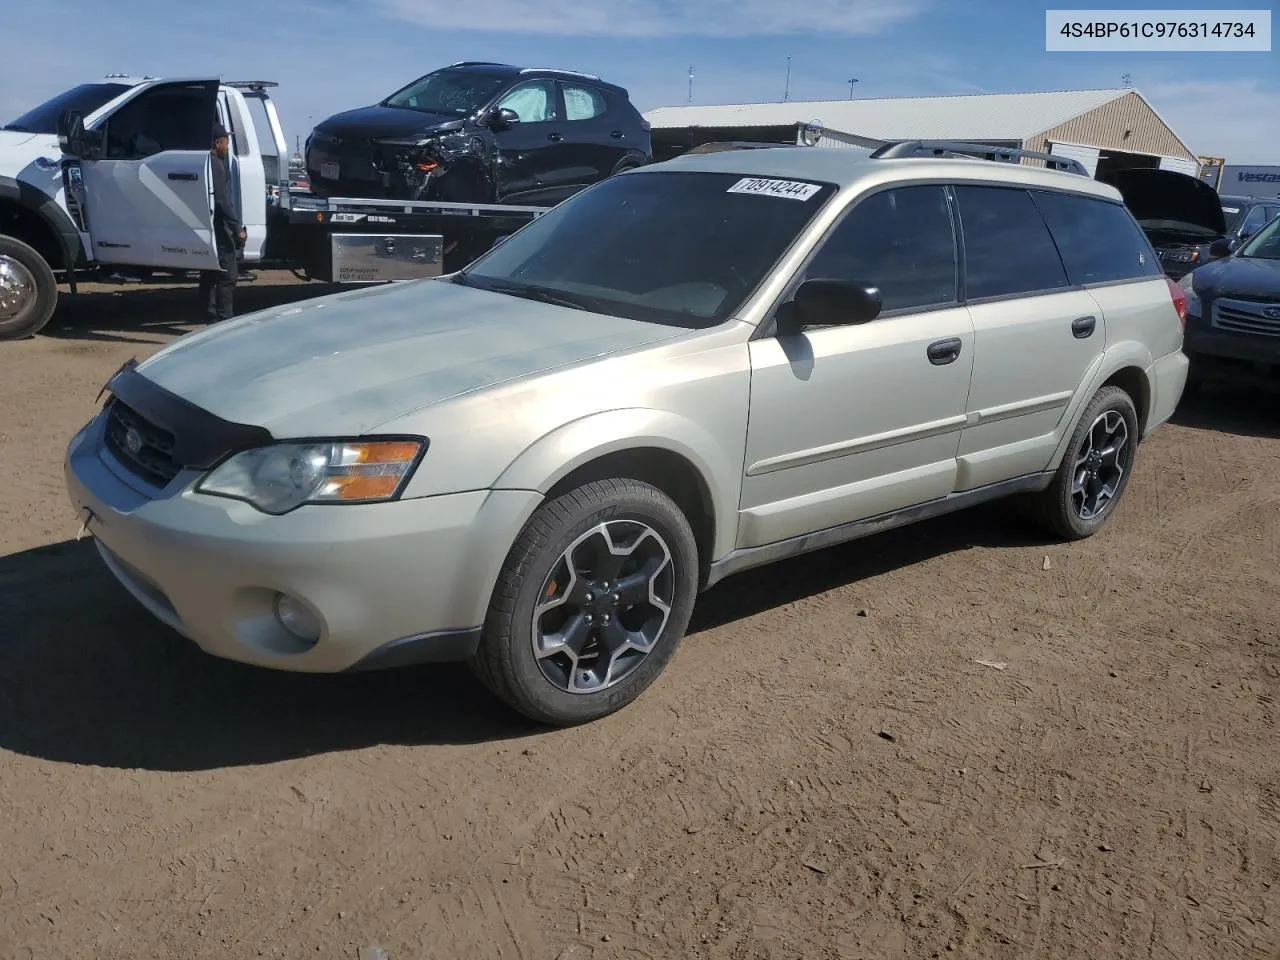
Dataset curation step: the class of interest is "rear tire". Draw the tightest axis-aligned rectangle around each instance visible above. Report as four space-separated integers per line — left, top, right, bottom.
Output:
1025 386 1139 541
0 234 57 340
471 478 699 726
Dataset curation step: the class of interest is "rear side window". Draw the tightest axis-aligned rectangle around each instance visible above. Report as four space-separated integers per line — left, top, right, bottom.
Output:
562 84 607 121
953 186 1069 300
800 185 958 312
1033 191 1162 284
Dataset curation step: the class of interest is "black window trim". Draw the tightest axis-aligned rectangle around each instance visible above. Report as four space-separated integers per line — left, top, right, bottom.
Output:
755 179 964 340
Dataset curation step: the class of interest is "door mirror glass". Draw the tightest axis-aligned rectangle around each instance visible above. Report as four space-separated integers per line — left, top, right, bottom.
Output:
489 108 520 132
776 278 882 335
1208 239 1232 260
57 110 94 158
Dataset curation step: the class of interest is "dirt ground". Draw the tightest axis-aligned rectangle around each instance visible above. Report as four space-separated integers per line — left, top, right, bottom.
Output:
1 272 1278 960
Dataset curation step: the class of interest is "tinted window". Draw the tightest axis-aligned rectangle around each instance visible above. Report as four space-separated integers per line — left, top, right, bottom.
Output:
101 84 216 160
3 83 131 134
563 84 607 121
1240 214 1280 260
457 171 837 328
1241 204 1272 236
953 186 1069 299
382 69 510 117
496 80 558 123
801 186 957 312
1033 191 1162 284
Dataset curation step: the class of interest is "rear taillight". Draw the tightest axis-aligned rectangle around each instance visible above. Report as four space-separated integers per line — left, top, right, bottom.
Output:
1165 276 1187 330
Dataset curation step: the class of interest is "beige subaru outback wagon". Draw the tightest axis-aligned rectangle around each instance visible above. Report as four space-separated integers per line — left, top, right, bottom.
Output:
66 141 1189 726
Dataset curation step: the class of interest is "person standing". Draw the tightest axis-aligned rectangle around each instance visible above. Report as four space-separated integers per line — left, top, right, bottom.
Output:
199 123 247 322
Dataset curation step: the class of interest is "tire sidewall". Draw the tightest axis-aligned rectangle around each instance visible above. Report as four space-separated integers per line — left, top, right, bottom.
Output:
0 235 57 340
1056 387 1140 537
498 486 698 725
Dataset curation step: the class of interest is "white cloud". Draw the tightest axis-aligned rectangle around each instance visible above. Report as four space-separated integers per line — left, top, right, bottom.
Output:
1142 79 1280 163
374 0 925 37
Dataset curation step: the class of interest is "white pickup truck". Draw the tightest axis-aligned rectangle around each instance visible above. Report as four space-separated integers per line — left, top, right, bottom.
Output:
0 75 548 339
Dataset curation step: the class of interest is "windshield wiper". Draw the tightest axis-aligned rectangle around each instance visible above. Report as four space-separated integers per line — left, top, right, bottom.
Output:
457 276 590 311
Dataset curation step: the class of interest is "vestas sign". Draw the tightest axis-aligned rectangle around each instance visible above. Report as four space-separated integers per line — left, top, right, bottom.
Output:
1221 165 1280 195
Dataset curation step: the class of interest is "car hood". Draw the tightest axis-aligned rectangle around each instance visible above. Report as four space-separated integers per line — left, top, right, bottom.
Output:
134 279 688 436
0 129 55 171
1189 255 1280 300
314 104 464 141
1098 168 1227 239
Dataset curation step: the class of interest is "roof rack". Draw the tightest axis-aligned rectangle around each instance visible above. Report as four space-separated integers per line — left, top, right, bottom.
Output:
869 140 1089 176
450 61 510 68
686 141 790 155
519 67 601 81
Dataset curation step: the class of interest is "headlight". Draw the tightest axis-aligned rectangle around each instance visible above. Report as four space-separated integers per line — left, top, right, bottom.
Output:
196 439 425 514
1177 273 1201 314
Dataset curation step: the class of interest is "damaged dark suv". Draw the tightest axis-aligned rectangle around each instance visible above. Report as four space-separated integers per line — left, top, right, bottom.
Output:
304 62 652 205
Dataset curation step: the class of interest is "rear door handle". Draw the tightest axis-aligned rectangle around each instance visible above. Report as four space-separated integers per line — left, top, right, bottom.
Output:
610 130 624 139
167 171 199 181
1071 315 1096 338
926 338 963 365
547 132 563 142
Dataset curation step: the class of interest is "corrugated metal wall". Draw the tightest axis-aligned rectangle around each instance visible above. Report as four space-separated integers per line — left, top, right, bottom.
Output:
1024 92 1194 161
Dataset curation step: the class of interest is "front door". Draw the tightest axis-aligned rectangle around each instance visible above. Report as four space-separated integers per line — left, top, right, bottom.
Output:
490 79 572 204
740 184 975 550
78 80 221 270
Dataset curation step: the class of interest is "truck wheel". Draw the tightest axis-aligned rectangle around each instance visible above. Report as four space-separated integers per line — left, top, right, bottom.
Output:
1024 386 1139 541
0 235 58 340
471 478 699 726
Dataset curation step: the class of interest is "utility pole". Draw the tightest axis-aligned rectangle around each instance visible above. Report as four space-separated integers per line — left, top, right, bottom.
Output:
784 57 791 102
687 66 693 104
847 78 859 98
1121 72 1133 87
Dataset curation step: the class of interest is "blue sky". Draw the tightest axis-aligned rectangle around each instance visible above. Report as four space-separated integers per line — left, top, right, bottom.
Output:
3 0 1277 161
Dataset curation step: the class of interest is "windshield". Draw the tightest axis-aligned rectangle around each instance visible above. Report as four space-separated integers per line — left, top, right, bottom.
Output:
3 82 130 133
454 171 838 328
1221 202 1245 232
382 69 510 116
1238 212 1280 260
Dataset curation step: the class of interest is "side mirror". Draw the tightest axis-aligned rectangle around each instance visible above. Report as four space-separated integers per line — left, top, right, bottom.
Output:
1208 239 1233 260
1239 229 1255 243
775 278 882 335
57 110 91 158
488 108 520 132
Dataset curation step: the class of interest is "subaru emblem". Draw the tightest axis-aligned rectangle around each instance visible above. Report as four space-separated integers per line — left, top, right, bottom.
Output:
1263 306 1280 320
124 426 143 455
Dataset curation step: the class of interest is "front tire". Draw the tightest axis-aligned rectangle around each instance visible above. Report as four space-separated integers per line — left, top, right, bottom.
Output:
0 234 58 340
472 478 699 726
1026 386 1139 540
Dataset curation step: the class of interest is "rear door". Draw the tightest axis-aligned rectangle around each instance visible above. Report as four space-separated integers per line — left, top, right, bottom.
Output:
952 184 1106 488
78 80 221 270
557 81 623 184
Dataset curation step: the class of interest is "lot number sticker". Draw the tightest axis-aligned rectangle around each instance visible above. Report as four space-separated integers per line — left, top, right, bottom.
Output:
727 177 822 200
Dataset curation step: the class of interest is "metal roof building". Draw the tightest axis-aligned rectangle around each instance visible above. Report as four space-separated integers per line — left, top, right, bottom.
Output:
644 88 1199 179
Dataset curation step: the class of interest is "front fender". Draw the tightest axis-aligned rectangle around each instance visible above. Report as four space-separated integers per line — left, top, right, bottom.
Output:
493 407 742 562
1046 339 1155 470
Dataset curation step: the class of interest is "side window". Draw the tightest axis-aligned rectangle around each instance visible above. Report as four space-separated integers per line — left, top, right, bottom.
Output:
101 83 217 161
953 186 1069 300
1241 204 1271 236
1033 191 1162 285
495 80 557 123
562 84 607 122
799 185 957 313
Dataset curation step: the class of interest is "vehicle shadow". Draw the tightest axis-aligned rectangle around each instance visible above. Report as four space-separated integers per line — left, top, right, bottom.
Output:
43 273 344 346
1171 381 1280 440
0 504 1048 772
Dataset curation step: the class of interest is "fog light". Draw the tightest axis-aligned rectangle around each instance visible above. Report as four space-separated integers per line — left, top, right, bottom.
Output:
274 593 322 643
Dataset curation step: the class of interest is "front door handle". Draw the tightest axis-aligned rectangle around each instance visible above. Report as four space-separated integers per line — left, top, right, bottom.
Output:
610 130 624 139
167 171 199 181
547 132 563 142
1071 315 1096 338
926 338 963 365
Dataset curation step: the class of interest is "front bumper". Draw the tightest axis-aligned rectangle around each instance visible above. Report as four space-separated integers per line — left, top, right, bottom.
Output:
64 415 540 673
1184 311 1280 367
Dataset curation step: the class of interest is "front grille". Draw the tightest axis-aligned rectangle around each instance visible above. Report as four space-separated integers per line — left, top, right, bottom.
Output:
1211 298 1280 338
103 399 182 487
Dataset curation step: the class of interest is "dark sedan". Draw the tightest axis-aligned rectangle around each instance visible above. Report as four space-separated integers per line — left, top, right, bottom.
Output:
1177 209 1280 388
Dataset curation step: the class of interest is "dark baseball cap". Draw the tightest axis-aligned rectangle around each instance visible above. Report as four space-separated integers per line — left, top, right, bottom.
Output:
212 122 230 141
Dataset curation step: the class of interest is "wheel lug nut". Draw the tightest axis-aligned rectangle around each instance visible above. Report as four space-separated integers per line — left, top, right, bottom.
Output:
612 593 620 603
585 614 594 624
584 592 594 602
